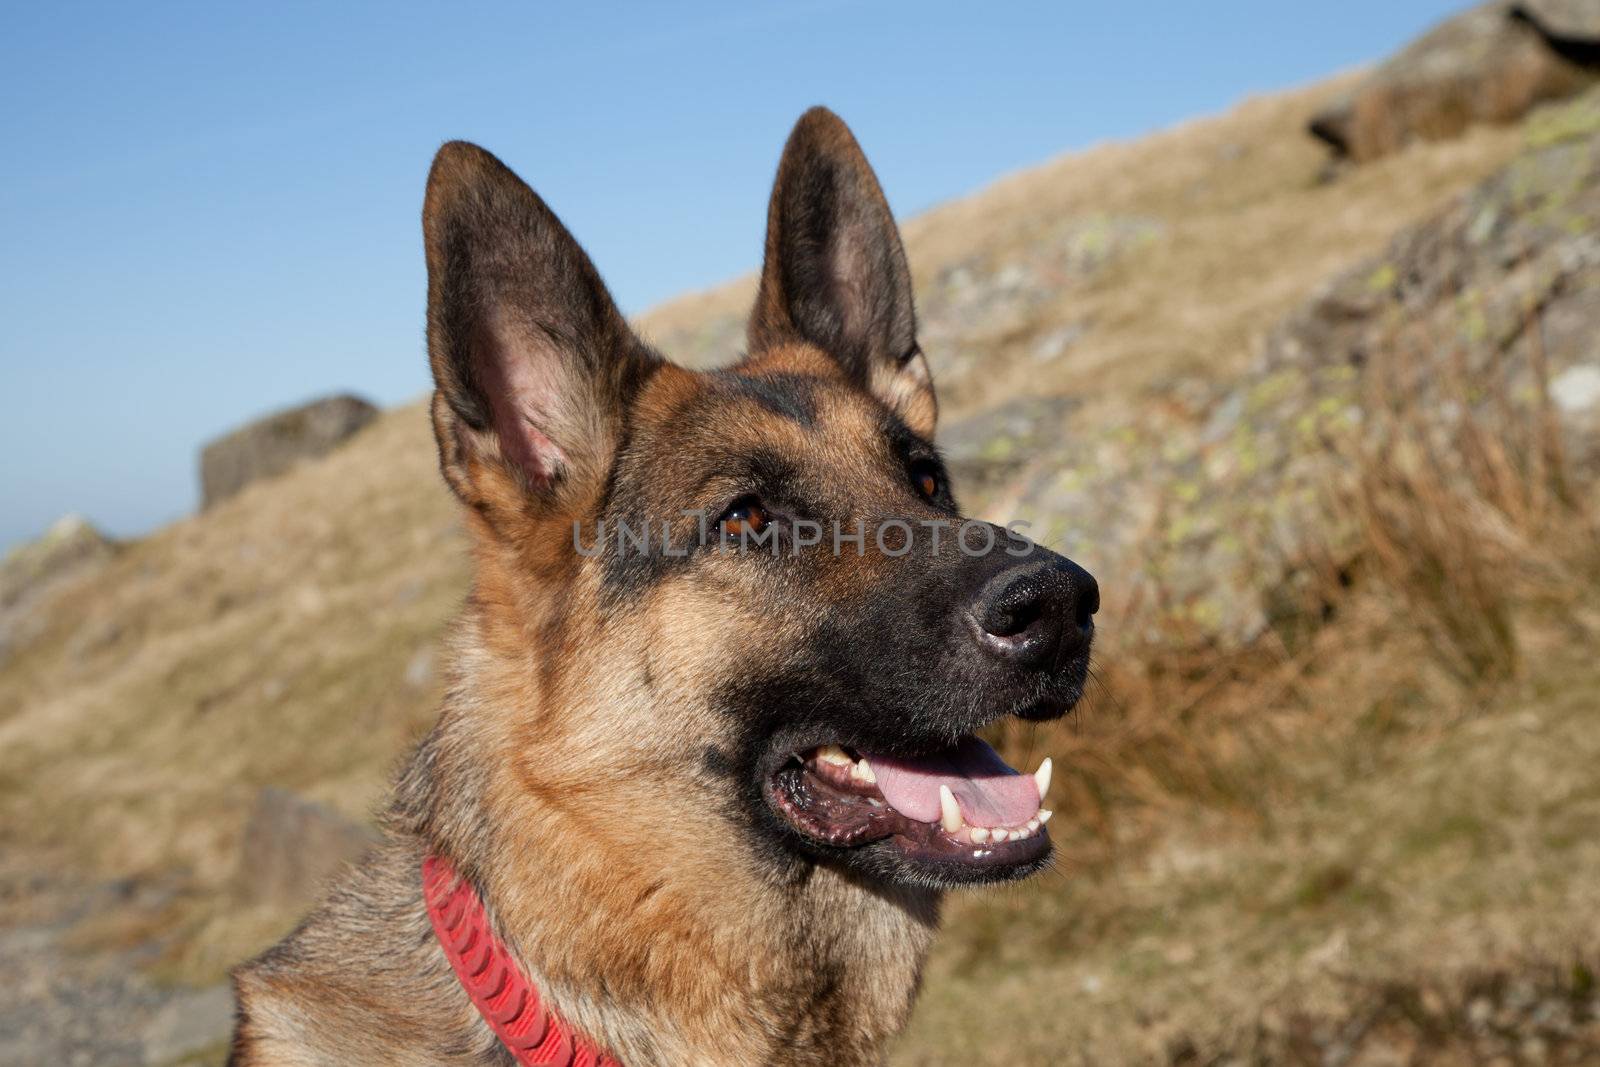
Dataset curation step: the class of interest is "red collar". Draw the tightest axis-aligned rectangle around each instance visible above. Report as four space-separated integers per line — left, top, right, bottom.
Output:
423 854 622 1067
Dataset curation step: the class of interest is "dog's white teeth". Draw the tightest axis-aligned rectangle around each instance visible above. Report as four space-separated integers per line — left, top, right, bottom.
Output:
815 745 852 767
967 816 1054 845
1038 809 1053 825
851 759 877 785
939 785 964 833
963 812 1054 845
1034 757 1053 801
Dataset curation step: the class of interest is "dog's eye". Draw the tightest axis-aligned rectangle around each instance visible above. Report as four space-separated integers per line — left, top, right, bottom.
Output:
911 461 941 501
719 496 770 538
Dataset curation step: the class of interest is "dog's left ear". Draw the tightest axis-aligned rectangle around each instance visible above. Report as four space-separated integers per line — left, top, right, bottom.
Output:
749 107 935 436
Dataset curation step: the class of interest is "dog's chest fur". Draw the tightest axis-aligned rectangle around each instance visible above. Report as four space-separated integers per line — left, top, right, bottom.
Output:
231 794 940 1067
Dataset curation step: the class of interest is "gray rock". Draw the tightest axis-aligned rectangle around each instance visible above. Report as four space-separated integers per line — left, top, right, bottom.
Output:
234 787 377 909
918 217 1163 407
941 395 1081 501
1309 1 1599 163
1517 0 1600 47
199 394 379 509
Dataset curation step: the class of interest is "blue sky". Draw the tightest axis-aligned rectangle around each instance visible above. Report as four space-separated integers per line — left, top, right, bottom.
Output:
1 1 1467 550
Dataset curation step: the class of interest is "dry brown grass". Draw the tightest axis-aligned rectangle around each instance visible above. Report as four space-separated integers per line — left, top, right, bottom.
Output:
1342 326 1600 687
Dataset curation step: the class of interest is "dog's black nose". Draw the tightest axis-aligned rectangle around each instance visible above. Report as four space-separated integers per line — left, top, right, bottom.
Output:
966 558 1098 667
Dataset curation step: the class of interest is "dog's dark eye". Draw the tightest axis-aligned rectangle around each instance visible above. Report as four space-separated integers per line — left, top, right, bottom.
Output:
719 496 770 538
911 461 941 501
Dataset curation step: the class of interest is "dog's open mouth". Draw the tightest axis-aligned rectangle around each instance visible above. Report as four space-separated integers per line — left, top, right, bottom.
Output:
766 736 1052 868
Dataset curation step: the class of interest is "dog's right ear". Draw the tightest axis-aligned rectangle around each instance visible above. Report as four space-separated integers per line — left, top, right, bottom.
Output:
423 141 657 525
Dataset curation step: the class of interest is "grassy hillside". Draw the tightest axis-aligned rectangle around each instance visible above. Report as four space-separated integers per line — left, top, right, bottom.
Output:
4 71 1598 1066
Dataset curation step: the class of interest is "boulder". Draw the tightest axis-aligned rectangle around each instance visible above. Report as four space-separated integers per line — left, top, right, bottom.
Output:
1516 0 1600 54
199 394 379 509
233 787 377 909
1310 1 1599 163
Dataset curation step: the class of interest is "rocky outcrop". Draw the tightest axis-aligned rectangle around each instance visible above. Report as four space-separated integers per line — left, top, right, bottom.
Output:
0 515 116 666
942 395 1081 502
199 394 379 509
1275 92 1600 472
1517 0 1600 57
0 514 115 612
961 90 1600 647
1310 0 1599 163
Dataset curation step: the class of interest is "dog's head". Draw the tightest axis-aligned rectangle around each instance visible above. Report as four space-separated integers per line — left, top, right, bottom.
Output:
422 109 1096 891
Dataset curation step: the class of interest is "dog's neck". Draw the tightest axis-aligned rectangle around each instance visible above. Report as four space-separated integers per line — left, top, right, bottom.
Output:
395 604 942 1067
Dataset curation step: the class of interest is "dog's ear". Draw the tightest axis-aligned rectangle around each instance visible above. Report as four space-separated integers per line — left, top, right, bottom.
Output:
423 141 657 524
749 107 934 436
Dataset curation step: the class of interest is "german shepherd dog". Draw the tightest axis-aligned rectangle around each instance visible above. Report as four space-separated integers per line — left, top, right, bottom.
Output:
230 108 1097 1066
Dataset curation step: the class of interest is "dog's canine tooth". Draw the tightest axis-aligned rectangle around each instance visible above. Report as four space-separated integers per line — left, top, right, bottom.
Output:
1034 757 1053 800
852 759 877 785
815 745 852 767
1038 809 1054 825
938 785 963 833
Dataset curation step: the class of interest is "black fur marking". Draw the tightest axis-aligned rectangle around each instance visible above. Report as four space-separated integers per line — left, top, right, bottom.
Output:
718 371 820 428
708 528 1092 890
700 745 739 781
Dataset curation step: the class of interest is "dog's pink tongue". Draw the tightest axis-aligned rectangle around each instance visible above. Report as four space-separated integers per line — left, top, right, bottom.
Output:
864 736 1041 828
